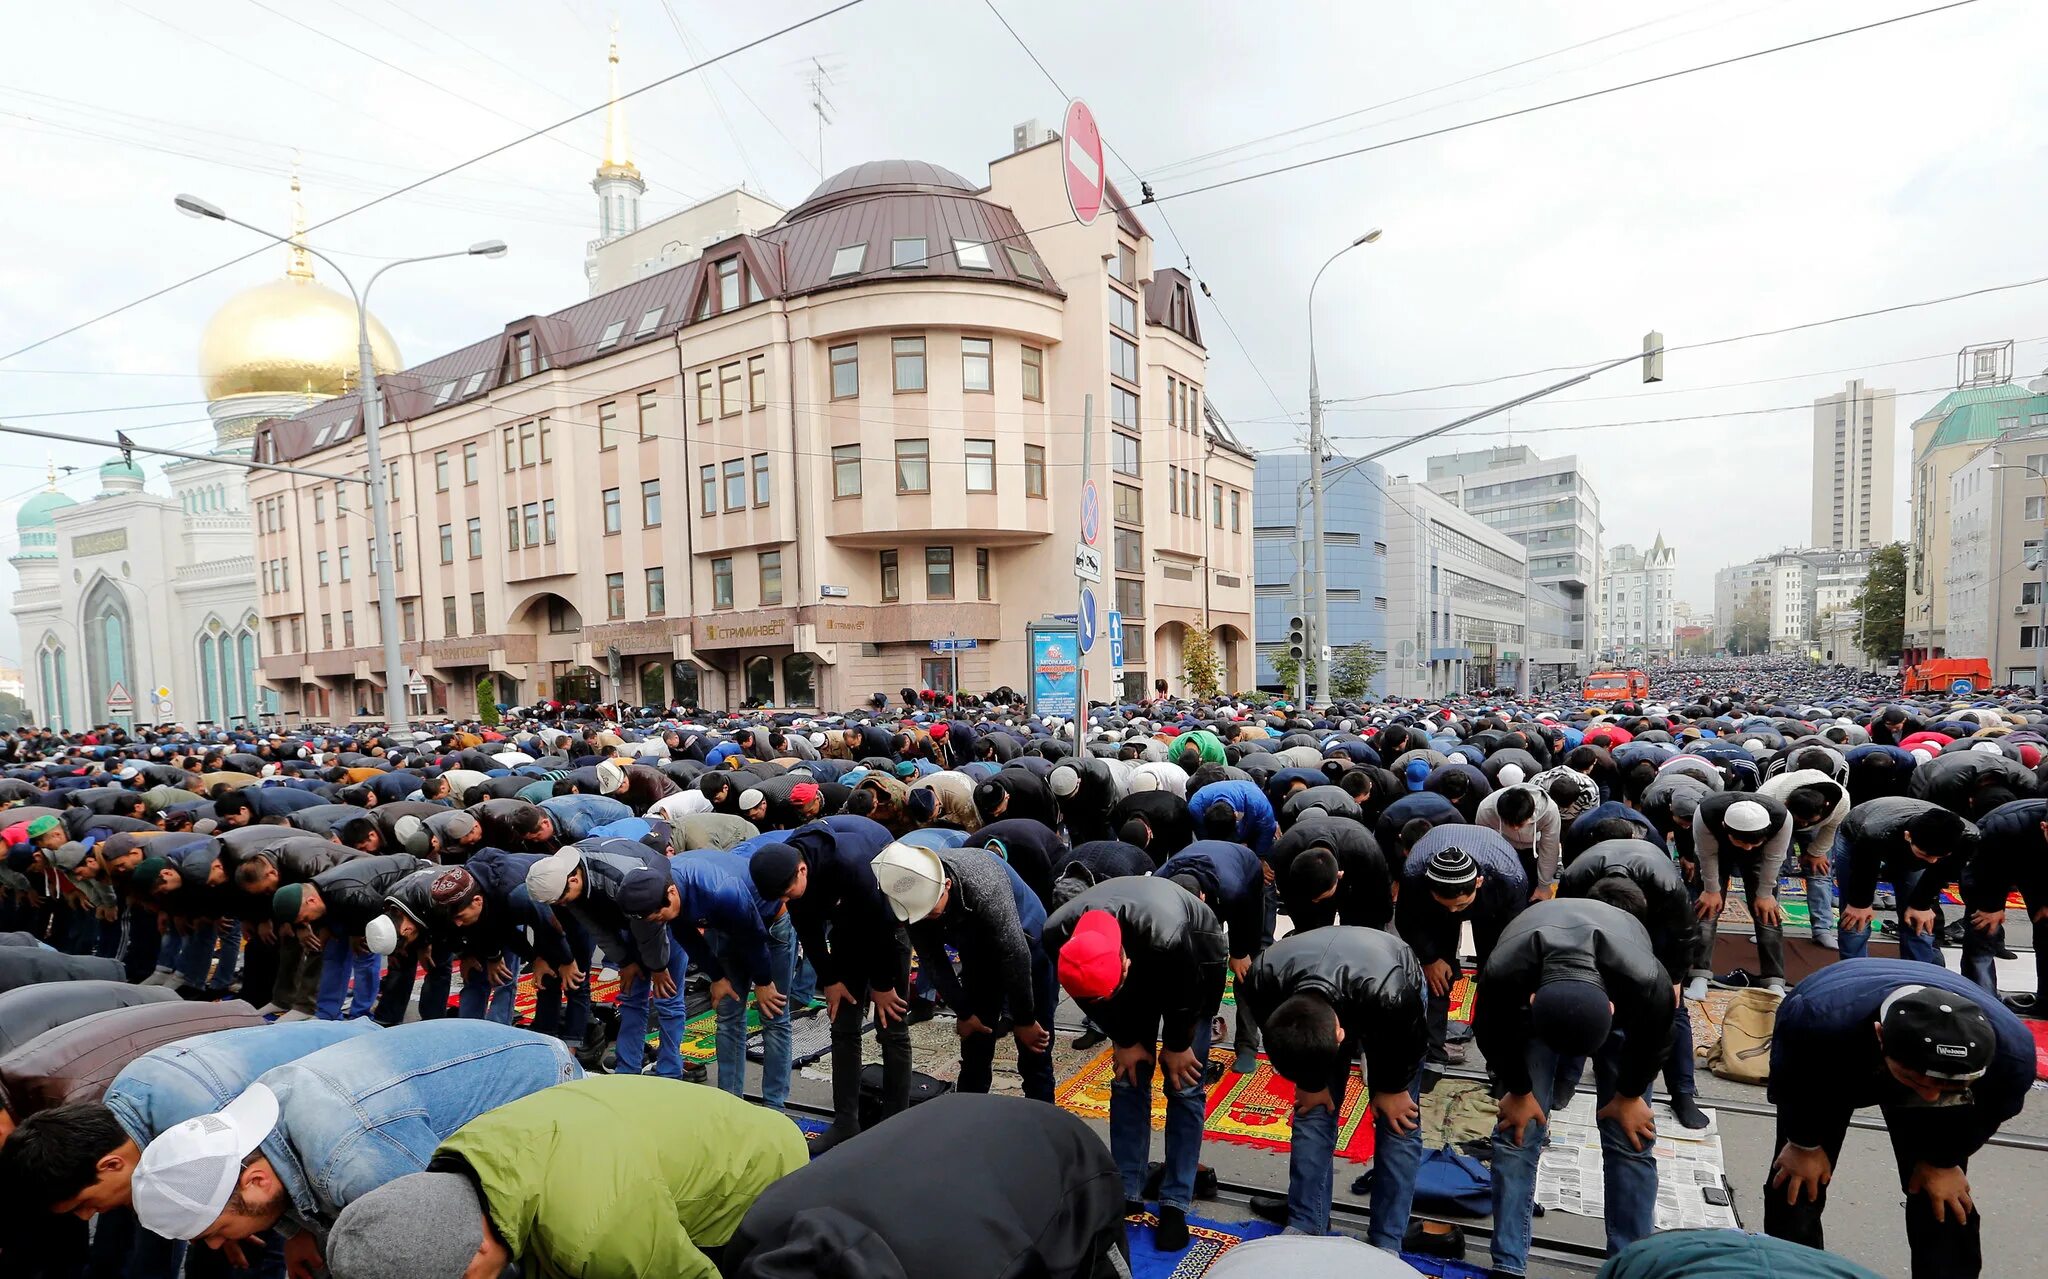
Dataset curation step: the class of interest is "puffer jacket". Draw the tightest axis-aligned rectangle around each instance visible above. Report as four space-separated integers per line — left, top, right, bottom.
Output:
1156 840 1265 959
1844 743 1917 806
1268 814 1392 932
1908 748 2035 819
308 853 431 935
782 816 902 993
1836 796 1981 912
1474 899 1674 1099
0 998 265 1121
1242 925 1426 1094
1962 797 2048 912
1106 791 1193 863
1043 875 1226 1052
1554 837 1696 981
1186 780 1276 855
0 979 178 1059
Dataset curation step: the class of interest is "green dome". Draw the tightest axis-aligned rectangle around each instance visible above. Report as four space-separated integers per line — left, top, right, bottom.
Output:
99 455 145 482
16 488 77 530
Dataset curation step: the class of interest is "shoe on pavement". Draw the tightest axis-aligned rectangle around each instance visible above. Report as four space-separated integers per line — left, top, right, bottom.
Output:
1683 977 1709 1002
1667 1093 1716 1135
1246 1193 1289 1225
1403 1221 1467 1260
1709 969 1754 991
1812 928 1838 950
1152 1206 1190 1252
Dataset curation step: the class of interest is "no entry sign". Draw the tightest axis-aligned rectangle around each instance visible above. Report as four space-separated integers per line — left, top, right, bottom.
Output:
1063 98 1104 226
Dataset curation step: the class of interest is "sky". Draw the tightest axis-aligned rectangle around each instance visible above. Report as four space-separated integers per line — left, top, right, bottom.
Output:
1 0 2044 664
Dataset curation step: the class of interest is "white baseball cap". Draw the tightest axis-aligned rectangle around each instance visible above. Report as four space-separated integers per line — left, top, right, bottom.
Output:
132 1082 280 1240
524 846 583 904
595 760 626 794
871 842 945 923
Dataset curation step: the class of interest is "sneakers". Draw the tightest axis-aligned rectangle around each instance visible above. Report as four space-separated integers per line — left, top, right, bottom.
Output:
1709 969 1754 991
1682 977 1709 1002
1152 1206 1189 1252
1667 1093 1716 1135
1403 1221 1467 1260
1811 928 1838 950
1425 1041 1468 1066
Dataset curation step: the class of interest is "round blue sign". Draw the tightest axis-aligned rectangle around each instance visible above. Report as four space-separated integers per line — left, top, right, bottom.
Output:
1078 588 1098 653
1951 678 1975 695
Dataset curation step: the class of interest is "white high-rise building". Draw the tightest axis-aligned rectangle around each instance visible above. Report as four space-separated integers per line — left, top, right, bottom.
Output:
1597 534 1677 656
1811 379 1896 550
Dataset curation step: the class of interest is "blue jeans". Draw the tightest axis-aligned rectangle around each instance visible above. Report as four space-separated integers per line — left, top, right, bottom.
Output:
458 954 522 1022
315 937 384 1020
155 925 184 978
616 942 689 1077
956 935 1060 1102
1836 855 1943 966
1283 1067 1422 1245
1108 1013 1212 1211
531 922 596 1046
708 913 795 1110
373 945 453 1025
789 949 818 1008
178 920 240 991
1490 1039 1657 1275
1800 864 1837 934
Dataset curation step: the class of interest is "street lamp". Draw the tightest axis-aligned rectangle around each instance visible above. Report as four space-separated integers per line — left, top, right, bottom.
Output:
1990 462 2047 692
1305 228 1381 704
176 193 506 732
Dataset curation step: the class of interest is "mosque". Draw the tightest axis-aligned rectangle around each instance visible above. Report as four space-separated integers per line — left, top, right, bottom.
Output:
11 181 399 731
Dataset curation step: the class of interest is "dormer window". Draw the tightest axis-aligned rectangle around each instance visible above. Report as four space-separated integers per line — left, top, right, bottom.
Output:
717 257 741 311
512 333 536 379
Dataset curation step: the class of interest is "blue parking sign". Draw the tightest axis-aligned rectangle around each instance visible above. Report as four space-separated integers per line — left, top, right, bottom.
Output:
1107 609 1124 669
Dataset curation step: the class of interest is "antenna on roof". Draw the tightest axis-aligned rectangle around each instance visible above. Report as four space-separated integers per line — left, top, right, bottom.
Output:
804 57 839 179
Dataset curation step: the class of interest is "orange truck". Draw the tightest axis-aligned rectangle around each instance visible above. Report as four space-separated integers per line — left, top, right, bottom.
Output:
1901 657 1993 695
1583 669 1650 702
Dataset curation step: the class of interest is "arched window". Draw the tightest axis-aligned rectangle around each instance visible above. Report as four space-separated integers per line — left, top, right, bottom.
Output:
237 628 259 723
198 632 220 723
82 578 134 728
38 644 60 732
53 646 70 731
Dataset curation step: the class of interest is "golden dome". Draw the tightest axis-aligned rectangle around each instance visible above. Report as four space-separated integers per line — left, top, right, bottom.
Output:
198 275 402 402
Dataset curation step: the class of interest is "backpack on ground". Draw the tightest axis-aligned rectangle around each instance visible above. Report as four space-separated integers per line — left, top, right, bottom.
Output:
1703 988 1779 1084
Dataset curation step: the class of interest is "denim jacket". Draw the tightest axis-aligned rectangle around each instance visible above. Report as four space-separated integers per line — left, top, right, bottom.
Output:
539 794 635 841
104 1020 380 1146
255 1021 580 1231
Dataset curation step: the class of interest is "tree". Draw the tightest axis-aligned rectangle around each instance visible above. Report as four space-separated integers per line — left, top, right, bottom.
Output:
1265 649 1303 697
1851 541 1907 662
476 675 499 727
1727 595 1772 655
1329 645 1383 700
1181 627 1224 700
0 691 23 729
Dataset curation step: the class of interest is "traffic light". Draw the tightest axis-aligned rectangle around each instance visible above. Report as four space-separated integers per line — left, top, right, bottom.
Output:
1287 615 1307 663
1642 330 1664 383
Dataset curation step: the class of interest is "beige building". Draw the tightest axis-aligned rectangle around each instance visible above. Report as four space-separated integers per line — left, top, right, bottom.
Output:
1947 426 2048 687
1904 372 2048 663
1809 379 1895 551
246 129 1254 718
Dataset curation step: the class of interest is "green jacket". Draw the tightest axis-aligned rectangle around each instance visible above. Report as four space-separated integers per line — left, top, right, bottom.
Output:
436 1076 806 1279
1176 730 1228 766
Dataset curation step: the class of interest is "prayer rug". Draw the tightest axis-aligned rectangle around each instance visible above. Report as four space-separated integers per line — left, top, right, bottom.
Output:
1055 1045 1236 1129
2029 1019 2048 1081
1055 1047 1375 1164
1123 1212 1486 1279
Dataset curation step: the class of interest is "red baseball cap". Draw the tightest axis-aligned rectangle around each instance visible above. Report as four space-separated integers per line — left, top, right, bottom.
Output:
789 782 821 805
1059 910 1125 1000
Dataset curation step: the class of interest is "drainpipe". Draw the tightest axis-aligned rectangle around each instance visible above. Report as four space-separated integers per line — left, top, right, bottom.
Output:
778 239 811 705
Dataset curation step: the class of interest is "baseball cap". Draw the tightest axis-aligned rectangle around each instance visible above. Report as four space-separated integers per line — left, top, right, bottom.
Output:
1058 910 1124 1000
523 846 582 904
132 1082 280 1240
789 782 820 806
595 760 626 794
615 867 671 916
26 816 60 840
1724 800 1770 834
1880 984 1996 1081
872 842 945 923
392 815 431 855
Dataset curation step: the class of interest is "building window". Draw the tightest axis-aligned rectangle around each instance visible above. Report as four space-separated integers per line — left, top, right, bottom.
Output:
470 592 486 634
748 354 767 409
434 451 449 491
637 390 657 439
712 557 734 609
976 547 991 599
1005 245 1040 280
339 545 353 582
512 332 536 378
962 337 993 392
543 499 557 544
602 487 621 534
1230 489 1241 531
1212 482 1224 528
1025 444 1046 497
1110 335 1138 382
634 306 664 337
335 483 349 513
462 443 479 485
400 599 419 642
2025 626 2047 650
640 479 661 526
502 428 516 471
1111 386 1138 428
696 369 715 422
760 550 783 605
1111 432 1140 477
597 318 625 350
322 615 333 649
313 489 325 522
1115 577 1144 618
1115 527 1143 573
833 444 861 498
925 546 954 599
467 518 482 559
719 362 742 416
953 238 992 271
717 256 742 311
964 438 996 493
750 454 772 506
892 337 927 392
895 439 930 493
2029 495 2048 522
341 610 356 646
547 598 578 633
517 420 538 467
507 506 521 551
2026 582 2044 606
598 402 620 450
700 465 717 516
1020 345 1043 400
892 237 927 269
1116 242 1136 283
605 573 626 619
830 244 866 277
442 595 458 637
523 502 540 547
438 525 453 564
830 343 859 399
316 551 330 585
646 566 666 614
880 549 899 602
1115 482 1142 524
1109 286 1137 335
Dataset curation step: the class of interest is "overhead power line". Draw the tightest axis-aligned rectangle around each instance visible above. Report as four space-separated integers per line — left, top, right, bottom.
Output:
0 0 868 366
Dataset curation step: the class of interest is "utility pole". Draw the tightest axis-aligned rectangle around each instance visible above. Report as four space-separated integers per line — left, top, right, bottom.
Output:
1305 230 1380 705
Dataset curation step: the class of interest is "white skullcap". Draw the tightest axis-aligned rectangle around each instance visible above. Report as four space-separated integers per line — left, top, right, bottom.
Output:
1498 763 1526 787
1049 766 1081 797
364 915 400 956
1128 769 1159 793
739 788 765 810
1724 800 1771 833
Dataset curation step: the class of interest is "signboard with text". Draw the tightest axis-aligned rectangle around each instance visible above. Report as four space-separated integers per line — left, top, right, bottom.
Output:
1027 623 1081 720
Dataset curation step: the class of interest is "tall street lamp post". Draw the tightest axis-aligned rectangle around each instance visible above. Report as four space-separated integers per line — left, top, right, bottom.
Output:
1305 228 1380 704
